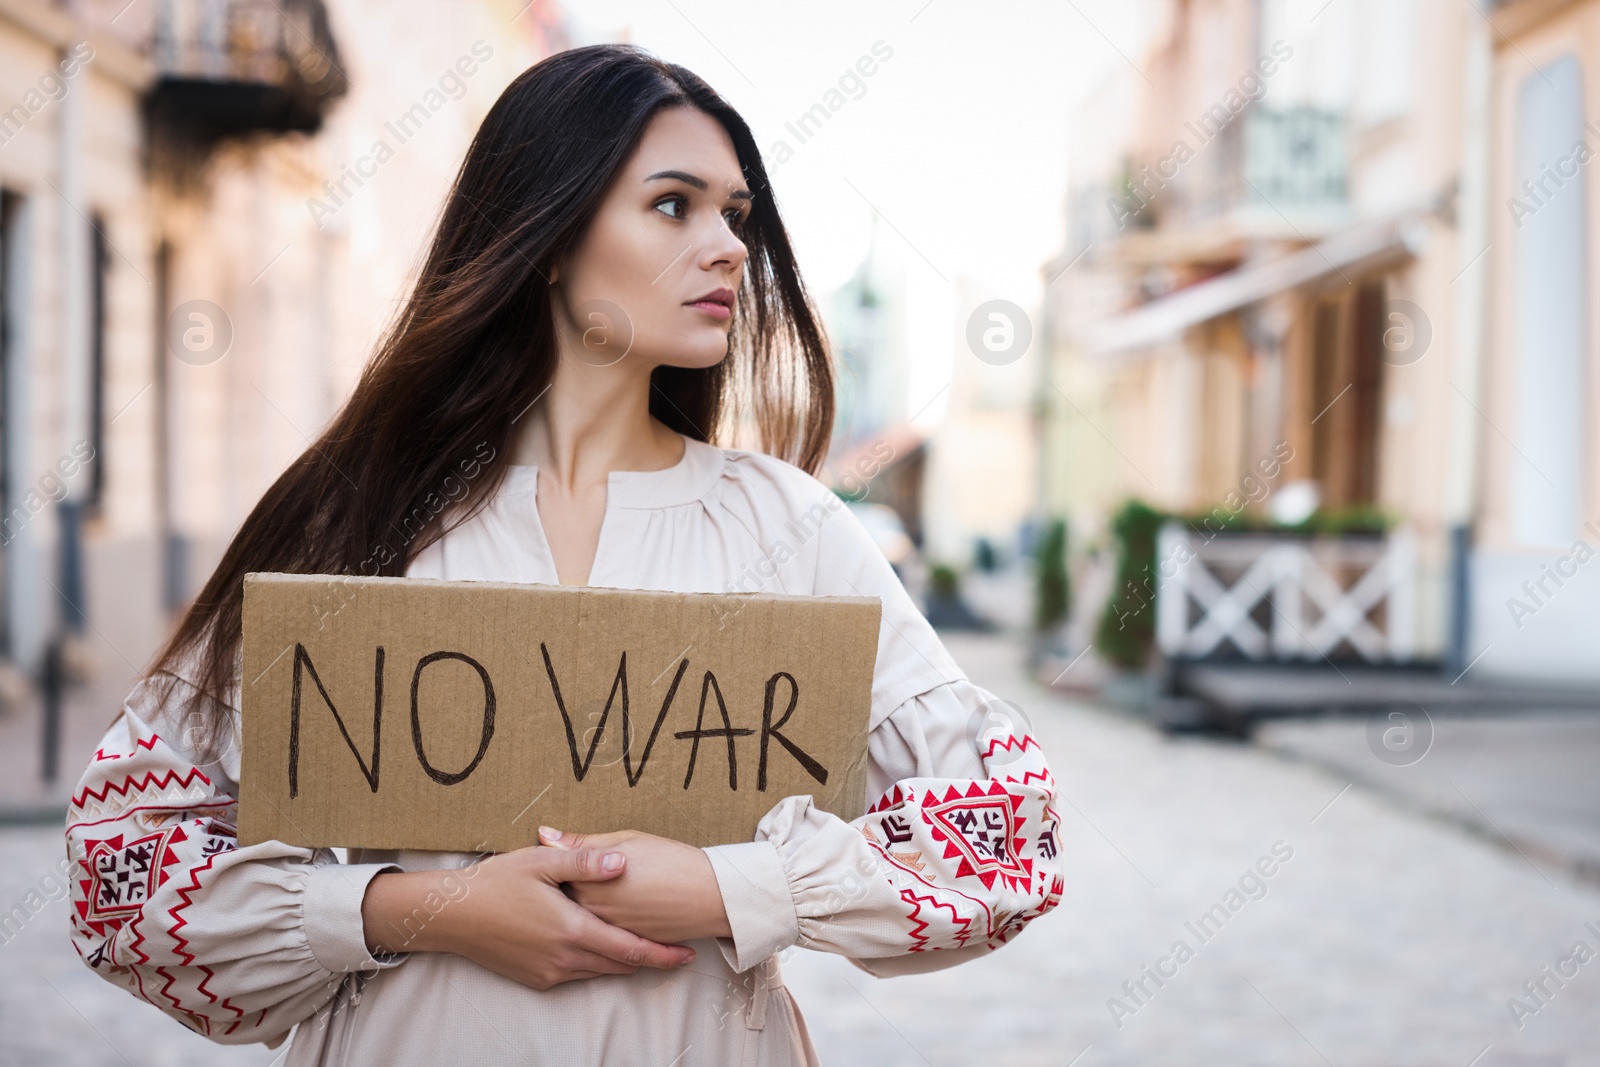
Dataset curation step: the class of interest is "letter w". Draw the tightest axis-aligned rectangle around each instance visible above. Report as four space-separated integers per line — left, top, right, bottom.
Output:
540 645 689 785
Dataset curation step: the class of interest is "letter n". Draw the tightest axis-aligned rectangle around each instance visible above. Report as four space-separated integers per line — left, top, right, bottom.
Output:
289 644 382 797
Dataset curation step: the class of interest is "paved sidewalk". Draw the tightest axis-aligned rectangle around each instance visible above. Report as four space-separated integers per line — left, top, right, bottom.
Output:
781 632 1600 1066
0 829 279 1067
3 630 1597 1065
1258 712 1600 882
0 645 149 821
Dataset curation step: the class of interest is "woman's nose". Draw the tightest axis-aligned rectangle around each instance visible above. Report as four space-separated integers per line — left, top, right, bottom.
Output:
700 220 747 271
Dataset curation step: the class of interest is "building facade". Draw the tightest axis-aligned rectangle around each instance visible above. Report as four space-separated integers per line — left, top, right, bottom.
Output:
1471 0 1600 682
1041 0 1486 670
0 0 563 802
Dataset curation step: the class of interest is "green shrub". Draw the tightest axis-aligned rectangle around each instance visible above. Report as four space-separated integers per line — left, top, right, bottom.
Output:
1094 500 1165 669
1091 496 1396 670
1033 518 1071 633
1187 503 1391 537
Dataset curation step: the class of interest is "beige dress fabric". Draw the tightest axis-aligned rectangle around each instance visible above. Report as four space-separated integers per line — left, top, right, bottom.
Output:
66 432 1064 1065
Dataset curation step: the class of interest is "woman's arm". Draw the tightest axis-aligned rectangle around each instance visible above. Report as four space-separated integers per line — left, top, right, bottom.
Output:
558 461 1064 974
553 676 1063 975
358 846 698 988
696 468 1063 975
67 675 696 1048
66 679 406 1045
533 826 733 944
708 676 1063 976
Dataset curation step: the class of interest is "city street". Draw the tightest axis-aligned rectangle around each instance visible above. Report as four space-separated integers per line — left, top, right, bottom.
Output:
3 630 1597 1066
1 0 1594 1063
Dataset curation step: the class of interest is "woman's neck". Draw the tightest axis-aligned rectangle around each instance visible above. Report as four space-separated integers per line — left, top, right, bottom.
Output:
508 367 683 494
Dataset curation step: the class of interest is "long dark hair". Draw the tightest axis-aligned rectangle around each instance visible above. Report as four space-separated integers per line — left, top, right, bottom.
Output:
150 44 835 762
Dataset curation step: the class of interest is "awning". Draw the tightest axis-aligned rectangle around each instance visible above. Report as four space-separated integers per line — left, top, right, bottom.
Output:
1077 214 1429 358
823 421 927 488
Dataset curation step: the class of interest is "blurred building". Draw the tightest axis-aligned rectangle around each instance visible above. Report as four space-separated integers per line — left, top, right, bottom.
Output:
821 215 931 550
1 0 157 683
0 0 563 798
1040 0 1499 674
918 274 1039 572
1469 0 1600 682
824 244 1040 587
829 216 907 449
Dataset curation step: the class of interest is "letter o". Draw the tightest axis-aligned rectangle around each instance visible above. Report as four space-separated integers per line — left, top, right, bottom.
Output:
410 651 496 785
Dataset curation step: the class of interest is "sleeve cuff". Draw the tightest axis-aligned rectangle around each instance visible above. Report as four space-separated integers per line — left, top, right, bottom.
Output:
703 840 799 973
302 862 405 974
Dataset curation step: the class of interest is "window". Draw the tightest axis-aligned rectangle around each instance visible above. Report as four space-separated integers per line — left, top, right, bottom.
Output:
1511 54 1586 548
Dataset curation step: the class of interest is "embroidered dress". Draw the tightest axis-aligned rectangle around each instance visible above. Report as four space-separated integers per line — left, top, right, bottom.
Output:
66 432 1064 1065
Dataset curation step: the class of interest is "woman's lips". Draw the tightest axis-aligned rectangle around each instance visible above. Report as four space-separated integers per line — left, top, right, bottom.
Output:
686 300 732 321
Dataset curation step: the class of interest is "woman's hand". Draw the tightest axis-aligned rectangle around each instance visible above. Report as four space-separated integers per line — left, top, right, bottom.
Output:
537 826 733 944
361 846 697 991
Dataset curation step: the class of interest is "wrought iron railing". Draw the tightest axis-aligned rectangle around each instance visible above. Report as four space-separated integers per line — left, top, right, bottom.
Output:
1235 106 1347 210
146 0 346 139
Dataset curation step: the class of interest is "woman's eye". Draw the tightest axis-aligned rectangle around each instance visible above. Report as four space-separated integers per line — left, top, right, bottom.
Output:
654 195 746 231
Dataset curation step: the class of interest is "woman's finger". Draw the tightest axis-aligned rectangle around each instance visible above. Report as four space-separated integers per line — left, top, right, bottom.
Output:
556 969 619 985
540 826 623 851
565 948 640 976
538 826 579 849
535 847 626 884
540 825 633 851
571 907 694 970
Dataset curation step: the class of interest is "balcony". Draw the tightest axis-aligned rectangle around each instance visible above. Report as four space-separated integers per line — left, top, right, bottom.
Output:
144 0 347 148
1230 106 1347 215
1112 104 1348 246
1177 104 1346 229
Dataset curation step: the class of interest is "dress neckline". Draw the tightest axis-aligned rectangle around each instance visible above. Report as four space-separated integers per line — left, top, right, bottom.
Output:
503 431 726 510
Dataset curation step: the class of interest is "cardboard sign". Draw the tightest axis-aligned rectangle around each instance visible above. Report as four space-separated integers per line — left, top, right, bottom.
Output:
237 573 881 853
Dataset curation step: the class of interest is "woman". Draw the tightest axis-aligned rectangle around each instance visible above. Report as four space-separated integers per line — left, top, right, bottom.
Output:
67 44 1063 1064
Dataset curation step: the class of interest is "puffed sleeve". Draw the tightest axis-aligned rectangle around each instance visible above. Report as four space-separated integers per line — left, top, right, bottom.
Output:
66 669 405 1045
701 484 1063 976
704 676 1062 975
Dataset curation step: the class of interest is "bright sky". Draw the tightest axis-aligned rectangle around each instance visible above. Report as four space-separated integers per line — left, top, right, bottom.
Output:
561 0 1144 423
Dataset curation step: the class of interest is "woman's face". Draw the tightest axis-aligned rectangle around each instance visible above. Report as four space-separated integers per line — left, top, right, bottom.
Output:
550 106 751 372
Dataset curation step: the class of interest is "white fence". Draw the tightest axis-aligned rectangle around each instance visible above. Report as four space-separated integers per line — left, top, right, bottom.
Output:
1155 523 1417 663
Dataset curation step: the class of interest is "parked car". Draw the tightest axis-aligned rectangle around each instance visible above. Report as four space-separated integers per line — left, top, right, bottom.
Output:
846 501 916 568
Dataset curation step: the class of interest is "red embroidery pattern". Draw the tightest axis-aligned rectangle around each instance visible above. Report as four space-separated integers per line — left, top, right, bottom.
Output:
72 765 212 811
900 887 975 951
67 717 263 1041
856 727 1062 955
922 782 1031 892
80 828 184 927
161 839 246 1035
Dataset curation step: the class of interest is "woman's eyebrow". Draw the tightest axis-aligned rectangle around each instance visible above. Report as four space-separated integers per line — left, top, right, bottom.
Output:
646 169 752 200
